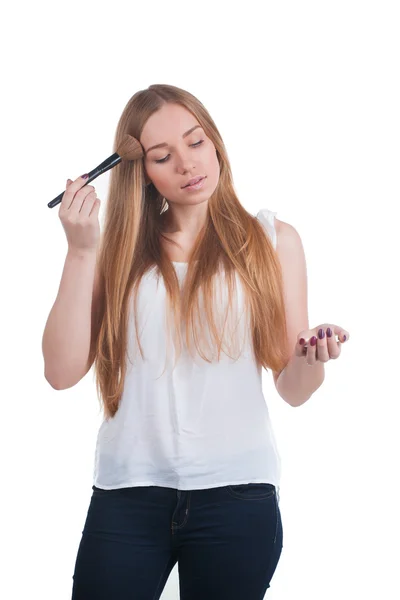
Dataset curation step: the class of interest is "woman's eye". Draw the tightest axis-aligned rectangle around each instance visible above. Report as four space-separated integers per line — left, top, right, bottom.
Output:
155 140 204 164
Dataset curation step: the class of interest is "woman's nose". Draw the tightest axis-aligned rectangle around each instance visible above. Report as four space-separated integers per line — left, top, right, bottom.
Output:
175 150 196 171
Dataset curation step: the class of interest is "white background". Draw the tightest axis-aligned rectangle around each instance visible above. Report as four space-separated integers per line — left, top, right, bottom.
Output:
1 1 399 598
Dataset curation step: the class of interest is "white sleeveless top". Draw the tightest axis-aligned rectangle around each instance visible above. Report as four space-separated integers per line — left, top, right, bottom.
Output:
93 208 281 500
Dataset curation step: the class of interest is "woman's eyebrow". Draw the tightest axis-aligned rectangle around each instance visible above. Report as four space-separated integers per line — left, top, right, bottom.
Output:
145 125 202 155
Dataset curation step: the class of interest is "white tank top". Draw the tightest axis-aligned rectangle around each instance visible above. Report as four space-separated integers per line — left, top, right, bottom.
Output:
93 208 281 500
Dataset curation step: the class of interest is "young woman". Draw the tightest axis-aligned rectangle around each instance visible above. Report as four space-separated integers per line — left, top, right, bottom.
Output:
43 84 349 599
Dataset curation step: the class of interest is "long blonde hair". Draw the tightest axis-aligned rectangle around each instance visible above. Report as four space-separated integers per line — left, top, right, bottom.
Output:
92 84 289 419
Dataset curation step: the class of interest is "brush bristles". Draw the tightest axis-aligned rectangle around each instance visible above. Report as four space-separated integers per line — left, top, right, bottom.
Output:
116 134 144 161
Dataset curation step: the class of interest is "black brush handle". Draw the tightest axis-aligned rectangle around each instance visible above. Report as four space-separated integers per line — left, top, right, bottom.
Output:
47 153 122 208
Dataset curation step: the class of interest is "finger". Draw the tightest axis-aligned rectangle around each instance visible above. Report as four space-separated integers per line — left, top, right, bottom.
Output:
330 325 349 343
79 190 98 218
316 328 330 362
68 185 97 218
295 336 310 358
306 335 317 365
89 196 101 218
60 174 90 211
326 326 341 359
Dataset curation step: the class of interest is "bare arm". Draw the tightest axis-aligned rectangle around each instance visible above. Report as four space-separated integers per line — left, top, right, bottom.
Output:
272 219 324 406
42 248 100 390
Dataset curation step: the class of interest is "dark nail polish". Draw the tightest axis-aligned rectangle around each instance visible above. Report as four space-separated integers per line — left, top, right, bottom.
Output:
327 328 332 337
343 335 347 341
299 338 305 345
318 328 325 339
81 173 89 179
310 336 317 346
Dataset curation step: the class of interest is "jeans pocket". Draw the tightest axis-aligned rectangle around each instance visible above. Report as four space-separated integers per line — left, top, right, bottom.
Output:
226 482 276 500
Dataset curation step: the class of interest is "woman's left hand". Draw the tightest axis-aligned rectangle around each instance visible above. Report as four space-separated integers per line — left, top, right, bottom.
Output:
294 324 350 366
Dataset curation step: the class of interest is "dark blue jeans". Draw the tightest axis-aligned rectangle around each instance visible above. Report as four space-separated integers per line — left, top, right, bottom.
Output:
71 482 283 599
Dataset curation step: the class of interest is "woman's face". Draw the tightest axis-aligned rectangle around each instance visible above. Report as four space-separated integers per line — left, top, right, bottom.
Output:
140 103 220 207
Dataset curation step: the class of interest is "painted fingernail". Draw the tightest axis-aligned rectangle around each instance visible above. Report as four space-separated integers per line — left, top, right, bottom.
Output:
81 173 89 179
327 328 332 337
343 335 347 341
310 336 317 346
318 328 325 339
299 338 305 345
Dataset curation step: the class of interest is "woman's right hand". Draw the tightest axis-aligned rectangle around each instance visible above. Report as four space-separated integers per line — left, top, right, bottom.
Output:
58 175 101 253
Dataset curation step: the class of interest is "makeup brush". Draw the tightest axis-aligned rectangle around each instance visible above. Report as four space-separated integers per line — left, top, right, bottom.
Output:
47 134 144 208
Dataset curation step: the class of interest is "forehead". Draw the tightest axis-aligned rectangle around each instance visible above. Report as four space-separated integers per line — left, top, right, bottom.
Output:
140 104 199 146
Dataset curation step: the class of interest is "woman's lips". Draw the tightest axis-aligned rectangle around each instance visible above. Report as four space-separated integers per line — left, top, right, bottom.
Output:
183 176 204 188
183 176 206 191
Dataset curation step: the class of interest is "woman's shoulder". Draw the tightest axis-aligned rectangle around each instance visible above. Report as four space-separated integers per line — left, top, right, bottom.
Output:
255 208 280 249
255 208 292 246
